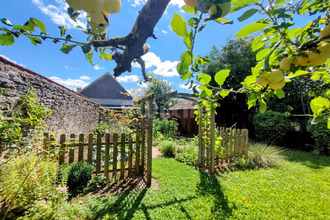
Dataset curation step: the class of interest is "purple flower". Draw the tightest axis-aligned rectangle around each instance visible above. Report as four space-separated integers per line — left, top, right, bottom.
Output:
56 187 67 193
39 200 47 204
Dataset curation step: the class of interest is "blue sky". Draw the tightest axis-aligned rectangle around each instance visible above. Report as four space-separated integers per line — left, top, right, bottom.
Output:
0 0 283 94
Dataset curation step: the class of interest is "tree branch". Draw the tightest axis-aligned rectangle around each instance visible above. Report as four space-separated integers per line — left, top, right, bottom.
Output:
93 0 171 77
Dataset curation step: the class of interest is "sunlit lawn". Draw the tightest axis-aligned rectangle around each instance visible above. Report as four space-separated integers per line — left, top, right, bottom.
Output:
82 148 330 219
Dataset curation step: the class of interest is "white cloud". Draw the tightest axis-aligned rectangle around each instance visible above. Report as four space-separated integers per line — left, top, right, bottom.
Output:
116 75 139 83
0 54 24 66
138 81 149 88
180 82 200 91
80 75 91 80
32 0 86 29
49 76 89 90
169 0 185 8
93 64 105 70
128 0 146 7
161 30 168 34
133 52 179 77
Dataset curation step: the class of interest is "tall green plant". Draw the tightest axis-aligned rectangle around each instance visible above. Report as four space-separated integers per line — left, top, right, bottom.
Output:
153 118 178 139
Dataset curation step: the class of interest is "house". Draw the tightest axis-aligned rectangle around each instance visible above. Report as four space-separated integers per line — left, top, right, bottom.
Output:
169 99 198 137
79 72 133 109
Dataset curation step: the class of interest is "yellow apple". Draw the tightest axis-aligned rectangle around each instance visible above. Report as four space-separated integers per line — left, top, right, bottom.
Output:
256 73 269 86
297 51 328 66
319 26 330 39
184 0 198 7
269 79 285 90
266 69 284 83
104 0 121 14
280 56 296 71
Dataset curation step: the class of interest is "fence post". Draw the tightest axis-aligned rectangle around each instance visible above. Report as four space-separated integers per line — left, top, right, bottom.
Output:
147 96 153 187
120 133 126 179
59 134 65 165
96 134 102 174
43 133 49 150
141 105 146 173
104 133 110 178
87 134 93 165
210 107 215 174
135 133 140 175
113 133 118 178
128 134 133 176
69 134 75 163
245 129 249 159
197 106 202 167
78 134 84 162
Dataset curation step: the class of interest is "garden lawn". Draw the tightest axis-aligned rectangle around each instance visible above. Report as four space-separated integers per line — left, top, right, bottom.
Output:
82 149 330 219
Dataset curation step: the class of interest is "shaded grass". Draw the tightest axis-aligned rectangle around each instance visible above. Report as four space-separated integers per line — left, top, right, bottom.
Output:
80 149 330 219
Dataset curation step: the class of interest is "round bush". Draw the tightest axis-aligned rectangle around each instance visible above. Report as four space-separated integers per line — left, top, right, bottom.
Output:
59 161 93 195
307 119 330 156
253 111 293 146
159 141 176 157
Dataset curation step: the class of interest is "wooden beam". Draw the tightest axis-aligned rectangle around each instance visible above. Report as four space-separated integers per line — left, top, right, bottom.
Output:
147 96 153 187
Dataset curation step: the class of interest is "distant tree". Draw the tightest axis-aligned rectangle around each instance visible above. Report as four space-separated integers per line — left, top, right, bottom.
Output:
144 76 174 117
202 38 258 90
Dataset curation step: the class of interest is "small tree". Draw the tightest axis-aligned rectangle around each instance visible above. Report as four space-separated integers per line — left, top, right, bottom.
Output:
144 76 174 117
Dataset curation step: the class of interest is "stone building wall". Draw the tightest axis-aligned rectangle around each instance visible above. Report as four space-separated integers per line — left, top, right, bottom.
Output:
0 56 100 136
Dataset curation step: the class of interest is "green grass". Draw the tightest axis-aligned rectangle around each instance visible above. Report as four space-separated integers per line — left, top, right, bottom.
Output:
80 148 330 219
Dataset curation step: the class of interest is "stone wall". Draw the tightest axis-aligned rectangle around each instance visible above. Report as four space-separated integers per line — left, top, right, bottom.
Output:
0 56 100 136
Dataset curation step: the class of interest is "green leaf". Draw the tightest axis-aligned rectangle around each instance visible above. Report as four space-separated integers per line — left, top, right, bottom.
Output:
27 36 42 45
256 48 271 61
188 17 199 27
237 8 259 22
184 35 192 50
310 97 330 116
65 34 73 42
1 18 13 26
85 51 94 65
328 118 330 129
0 33 14 46
99 49 112 61
235 23 268 38
197 73 212 84
214 18 233 25
59 26 66 37
274 89 285 99
171 13 188 38
288 70 309 78
252 35 265 52
177 51 193 77
30 18 46 33
181 5 197 14
259 99 267 113
214 69 230 87
80 43 91 54
231 0 259 12
198 23 207 32
247 93 258 109
219 90 230 98
60 42 77 54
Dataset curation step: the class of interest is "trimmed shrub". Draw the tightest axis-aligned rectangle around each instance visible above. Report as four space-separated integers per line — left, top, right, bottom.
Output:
248 143 285 168
153 118 178 139
58 161 93 195
253 111 294 146
159 141 176 157
307 119 330 155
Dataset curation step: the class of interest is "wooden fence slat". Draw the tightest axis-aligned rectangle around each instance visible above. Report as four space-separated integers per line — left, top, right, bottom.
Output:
197 106 203 167
141 105 146 173
224 129 228 162
50 134 55 150
135 133 140 175
96 134 102 174
69 134 75 163
113 133 118 178
244 129 249 159
43 133 49 150
104 133 110 178
59 134 65 165
229 129 233 159
147 96 153 187
237 129 241 156
78 134 84 162
120 133 126 179
128 135 133 176
88 134 93 164
210 107 215 174
232 129 237 158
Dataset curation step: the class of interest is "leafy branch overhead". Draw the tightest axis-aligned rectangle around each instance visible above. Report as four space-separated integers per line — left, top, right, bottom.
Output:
0 0 171 81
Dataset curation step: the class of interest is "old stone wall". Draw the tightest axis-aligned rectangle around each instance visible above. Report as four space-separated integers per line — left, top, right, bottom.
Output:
0 56 100 136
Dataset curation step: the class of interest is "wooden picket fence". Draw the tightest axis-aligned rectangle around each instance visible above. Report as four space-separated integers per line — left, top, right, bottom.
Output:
199 127 249 170
217 127 249 163
43 132 144 179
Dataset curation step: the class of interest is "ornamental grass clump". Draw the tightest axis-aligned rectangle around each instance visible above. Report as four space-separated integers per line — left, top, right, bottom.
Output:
159 141 176 157
248 143 285 168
